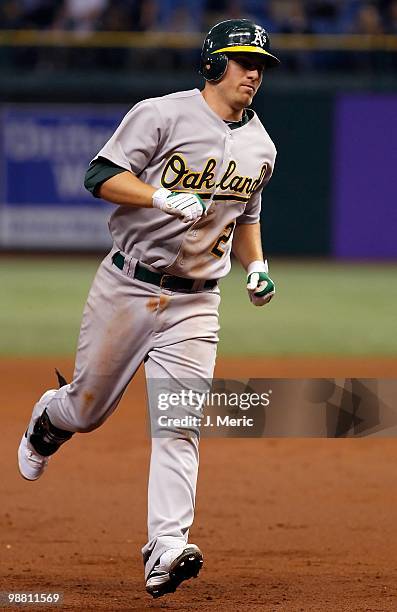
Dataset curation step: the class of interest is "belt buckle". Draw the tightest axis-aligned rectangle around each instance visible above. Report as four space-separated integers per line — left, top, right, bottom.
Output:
159 274 171 288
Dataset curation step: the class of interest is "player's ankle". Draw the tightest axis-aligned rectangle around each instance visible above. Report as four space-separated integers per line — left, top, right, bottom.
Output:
30 409 74 456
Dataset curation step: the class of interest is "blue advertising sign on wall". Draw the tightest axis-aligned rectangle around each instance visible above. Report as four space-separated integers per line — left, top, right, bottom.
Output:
0 105 125 248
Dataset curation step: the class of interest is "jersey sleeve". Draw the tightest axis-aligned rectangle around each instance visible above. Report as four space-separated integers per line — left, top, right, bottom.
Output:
236 189 262 225
93 100 162 176
236 161 275 225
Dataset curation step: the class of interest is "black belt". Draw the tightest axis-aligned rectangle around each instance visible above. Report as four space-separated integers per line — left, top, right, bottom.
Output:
112 252 217 292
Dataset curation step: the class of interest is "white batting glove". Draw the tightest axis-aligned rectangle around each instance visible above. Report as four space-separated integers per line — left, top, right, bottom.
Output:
152 188 206 224
246 260 275 307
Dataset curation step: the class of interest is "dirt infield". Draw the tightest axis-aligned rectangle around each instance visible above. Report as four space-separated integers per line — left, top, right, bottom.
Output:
2 357 397 611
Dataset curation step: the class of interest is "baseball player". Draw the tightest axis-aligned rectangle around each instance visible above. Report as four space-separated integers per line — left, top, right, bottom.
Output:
18 19 280 598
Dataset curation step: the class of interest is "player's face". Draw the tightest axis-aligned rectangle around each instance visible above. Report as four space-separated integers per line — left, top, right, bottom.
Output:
221 54 265 109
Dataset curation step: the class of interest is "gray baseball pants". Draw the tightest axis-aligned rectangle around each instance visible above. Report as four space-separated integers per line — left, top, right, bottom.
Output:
44 248 220 578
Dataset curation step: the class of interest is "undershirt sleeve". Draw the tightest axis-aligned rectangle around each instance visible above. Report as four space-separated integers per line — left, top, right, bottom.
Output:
84 156 129 198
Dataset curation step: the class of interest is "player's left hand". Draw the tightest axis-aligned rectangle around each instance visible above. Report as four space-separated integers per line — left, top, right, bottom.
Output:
246 260 275 306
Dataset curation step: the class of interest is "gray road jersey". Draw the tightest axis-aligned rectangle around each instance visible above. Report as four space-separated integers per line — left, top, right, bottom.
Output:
95 88 277 279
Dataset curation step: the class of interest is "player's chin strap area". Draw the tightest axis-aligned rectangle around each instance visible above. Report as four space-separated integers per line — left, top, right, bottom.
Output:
112 252 218 293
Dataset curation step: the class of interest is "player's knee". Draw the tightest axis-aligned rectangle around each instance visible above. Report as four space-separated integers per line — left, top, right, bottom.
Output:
70 389 113 432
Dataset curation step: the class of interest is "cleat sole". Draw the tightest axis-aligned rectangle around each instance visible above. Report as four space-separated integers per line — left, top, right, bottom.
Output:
146 547 203 599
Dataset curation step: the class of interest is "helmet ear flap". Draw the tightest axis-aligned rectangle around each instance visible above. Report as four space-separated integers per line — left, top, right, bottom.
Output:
200 53 228 81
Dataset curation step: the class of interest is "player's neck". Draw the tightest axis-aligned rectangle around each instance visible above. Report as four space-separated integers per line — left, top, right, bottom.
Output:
201 88 244 122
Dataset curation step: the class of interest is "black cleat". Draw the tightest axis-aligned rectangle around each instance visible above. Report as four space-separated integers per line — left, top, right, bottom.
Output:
146 545 203 598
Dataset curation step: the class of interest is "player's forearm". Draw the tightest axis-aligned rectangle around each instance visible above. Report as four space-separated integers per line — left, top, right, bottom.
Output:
98 171 156 208
232 222 265 270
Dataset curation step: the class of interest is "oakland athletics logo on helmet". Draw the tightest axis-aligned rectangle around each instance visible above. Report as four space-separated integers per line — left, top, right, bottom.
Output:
199 19 280 82
253 27 267 48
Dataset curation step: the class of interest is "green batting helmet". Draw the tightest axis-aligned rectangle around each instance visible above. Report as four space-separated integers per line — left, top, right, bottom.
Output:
199 19 280 82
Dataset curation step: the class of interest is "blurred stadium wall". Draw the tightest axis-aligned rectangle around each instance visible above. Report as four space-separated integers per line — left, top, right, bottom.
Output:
0 25 396 259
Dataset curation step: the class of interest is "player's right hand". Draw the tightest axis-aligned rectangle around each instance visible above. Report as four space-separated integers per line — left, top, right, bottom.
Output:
152 187 206 223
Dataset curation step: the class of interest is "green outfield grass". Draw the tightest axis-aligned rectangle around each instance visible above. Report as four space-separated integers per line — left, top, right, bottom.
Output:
1 257 396 356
